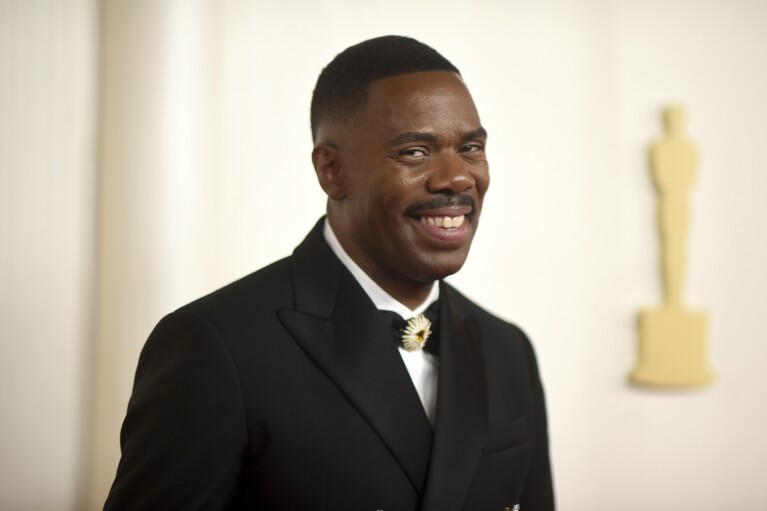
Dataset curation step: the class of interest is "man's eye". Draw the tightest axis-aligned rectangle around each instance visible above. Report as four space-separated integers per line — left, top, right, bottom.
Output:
461 143 484 153
400 148 428 158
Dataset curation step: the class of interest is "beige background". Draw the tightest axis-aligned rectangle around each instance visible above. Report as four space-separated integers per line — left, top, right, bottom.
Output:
2 0 766 509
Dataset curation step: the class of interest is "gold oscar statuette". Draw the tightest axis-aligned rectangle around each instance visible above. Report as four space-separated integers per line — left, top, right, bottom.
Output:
631 105 714 388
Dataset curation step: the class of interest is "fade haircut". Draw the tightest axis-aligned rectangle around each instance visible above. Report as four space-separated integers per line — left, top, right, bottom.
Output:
310 35 461 142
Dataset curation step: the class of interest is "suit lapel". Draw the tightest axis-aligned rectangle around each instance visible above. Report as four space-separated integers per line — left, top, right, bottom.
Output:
421 283 489 511
277 220 433 494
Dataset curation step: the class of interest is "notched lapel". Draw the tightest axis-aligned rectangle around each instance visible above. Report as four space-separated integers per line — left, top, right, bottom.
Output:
279 231 433 495
421 284 489 511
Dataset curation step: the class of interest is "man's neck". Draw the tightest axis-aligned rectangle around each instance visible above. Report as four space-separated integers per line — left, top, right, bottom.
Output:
322 219 438 314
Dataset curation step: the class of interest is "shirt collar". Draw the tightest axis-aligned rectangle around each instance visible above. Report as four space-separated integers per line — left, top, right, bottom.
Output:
323 218 439 319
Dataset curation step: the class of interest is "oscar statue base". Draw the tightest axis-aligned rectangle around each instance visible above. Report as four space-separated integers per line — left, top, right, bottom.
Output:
631 308 714 388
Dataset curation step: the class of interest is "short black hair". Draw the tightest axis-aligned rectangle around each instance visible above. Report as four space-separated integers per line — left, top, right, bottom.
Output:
310 35 461 142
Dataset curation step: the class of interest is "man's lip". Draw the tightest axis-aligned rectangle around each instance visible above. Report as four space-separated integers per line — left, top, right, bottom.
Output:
410 206 473 218
410 215 470 242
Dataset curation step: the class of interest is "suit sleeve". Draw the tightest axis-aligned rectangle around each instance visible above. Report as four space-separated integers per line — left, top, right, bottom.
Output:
520 336 555 510
104 310 249 510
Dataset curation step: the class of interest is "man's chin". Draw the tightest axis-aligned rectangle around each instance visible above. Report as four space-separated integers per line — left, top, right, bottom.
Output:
413 251 471 282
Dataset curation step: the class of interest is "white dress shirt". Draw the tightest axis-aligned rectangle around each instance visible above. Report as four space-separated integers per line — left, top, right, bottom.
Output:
323 220 439 426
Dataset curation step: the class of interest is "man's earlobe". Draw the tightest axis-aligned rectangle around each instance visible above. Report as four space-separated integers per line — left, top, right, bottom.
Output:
312 145 347 200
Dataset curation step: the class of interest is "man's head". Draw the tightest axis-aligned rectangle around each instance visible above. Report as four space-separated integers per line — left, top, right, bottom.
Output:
310 36 461 143
311 36 489 306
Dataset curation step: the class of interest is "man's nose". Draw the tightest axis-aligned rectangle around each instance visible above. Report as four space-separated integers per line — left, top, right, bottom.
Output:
425 153 475 194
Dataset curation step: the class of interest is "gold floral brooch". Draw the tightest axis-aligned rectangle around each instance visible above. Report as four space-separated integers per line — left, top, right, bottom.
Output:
401 314 432 351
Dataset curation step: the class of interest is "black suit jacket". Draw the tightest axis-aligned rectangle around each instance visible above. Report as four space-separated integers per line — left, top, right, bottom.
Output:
105 220 554 510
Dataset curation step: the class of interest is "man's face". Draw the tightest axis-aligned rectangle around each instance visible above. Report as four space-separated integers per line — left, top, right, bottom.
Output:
321 71 489 297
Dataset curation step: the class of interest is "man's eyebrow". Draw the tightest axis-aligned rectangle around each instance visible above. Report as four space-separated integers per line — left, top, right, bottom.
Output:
388 132 439 146
460 127 488 142
388 127 488 146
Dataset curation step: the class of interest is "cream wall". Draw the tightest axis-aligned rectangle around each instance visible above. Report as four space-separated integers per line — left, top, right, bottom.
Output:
0 0 97 509
2 1 766 510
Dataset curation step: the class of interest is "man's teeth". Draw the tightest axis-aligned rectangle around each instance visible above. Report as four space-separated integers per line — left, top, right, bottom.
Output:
420 215 465 229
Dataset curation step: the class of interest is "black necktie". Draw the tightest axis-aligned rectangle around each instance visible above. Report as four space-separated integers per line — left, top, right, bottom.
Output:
379 300 440 356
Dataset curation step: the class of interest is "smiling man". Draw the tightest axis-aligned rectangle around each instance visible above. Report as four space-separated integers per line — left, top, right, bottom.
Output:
314 68 488 309
106 36 554 511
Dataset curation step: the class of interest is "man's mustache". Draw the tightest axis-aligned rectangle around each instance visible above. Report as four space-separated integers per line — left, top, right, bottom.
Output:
404 194 476 216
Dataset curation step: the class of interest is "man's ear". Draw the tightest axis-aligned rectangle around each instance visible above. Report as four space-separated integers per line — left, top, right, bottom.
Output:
312 144 347 200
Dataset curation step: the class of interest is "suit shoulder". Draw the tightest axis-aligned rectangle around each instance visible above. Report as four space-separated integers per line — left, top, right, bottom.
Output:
178 256 293 325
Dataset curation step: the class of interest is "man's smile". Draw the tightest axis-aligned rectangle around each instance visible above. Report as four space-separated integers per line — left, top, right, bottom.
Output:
419 214 465 228
410 207 473 243
404 193 477 243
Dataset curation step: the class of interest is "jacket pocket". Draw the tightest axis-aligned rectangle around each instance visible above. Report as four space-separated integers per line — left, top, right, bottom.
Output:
483 415 530 454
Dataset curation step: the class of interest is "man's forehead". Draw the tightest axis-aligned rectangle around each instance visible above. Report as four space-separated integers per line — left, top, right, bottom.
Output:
316 71 480 144
367 70 470 101
363 71 482 136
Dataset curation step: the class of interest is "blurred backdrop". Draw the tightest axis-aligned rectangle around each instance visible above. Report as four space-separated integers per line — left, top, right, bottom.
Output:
2 0 766 509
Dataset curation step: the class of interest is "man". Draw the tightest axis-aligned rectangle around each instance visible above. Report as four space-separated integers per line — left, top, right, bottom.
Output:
105 35 554 510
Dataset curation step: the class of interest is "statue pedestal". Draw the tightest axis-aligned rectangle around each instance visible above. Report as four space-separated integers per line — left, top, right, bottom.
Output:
631 308 714 388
